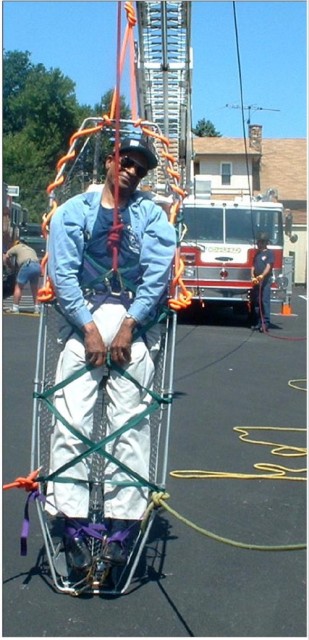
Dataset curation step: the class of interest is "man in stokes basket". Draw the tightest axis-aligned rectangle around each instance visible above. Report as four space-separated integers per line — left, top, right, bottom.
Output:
45 137 176 569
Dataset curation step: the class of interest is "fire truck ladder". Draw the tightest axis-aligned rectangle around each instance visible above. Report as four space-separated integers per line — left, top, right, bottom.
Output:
135 0 193 194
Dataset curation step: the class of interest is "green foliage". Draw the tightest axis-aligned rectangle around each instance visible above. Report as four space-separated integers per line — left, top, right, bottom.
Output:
3 51 131 220
193 118 222 137
3 50 33 133
3 131 53 221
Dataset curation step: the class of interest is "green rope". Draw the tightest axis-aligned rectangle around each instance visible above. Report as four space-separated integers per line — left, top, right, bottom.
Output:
149 493 306 552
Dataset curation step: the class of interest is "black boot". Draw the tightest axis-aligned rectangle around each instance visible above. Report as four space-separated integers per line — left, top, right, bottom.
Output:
63 520 92 571
100 519 129 566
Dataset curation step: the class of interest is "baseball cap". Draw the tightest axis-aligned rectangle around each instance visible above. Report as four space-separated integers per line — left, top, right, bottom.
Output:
257 232 269 243
119 137 158 170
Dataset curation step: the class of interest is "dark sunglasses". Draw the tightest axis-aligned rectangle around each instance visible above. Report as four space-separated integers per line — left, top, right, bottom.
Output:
119 155 148 179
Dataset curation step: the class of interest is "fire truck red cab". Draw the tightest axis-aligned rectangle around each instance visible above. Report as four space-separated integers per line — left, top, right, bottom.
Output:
180 188 287 308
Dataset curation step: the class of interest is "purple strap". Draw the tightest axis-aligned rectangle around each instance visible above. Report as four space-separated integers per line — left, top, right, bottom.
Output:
21 490 45 556
108 523 135 545
65 521 107 541
20 494 134 557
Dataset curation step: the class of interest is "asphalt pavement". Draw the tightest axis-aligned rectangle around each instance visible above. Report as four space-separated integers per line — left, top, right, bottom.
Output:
2 287 307 638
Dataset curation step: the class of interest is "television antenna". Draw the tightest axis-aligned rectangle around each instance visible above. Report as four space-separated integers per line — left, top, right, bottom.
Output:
225 103 280 125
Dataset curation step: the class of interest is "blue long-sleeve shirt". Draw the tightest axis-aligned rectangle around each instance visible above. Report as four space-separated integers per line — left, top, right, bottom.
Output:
48 188 176 329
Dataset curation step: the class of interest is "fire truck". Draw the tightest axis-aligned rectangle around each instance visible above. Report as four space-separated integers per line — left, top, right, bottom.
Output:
180 182 288 308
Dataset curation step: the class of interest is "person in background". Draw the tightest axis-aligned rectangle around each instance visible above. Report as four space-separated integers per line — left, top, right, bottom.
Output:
250 232 274 332
3 240 41 314
45 136 176 570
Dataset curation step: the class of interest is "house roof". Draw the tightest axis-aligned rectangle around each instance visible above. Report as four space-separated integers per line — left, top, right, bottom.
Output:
258 139 307 201
193 137 259 156
193 136 307 202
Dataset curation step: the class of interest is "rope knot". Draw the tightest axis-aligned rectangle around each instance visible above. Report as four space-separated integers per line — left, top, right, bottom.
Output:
125 2 137 27
37 277 56 303
151 491 170 508
3 468 41 492
107 221 124 254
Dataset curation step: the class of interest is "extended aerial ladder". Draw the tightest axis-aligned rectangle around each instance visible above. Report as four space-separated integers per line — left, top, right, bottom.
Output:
135 0 193 194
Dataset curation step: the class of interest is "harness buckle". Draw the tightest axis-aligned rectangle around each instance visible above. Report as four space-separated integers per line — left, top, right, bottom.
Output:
106 275 122 297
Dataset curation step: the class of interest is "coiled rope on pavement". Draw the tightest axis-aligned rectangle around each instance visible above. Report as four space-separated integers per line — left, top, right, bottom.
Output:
144 425 306 552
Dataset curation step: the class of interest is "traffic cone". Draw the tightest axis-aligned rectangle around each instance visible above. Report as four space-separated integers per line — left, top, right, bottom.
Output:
281 301 293 315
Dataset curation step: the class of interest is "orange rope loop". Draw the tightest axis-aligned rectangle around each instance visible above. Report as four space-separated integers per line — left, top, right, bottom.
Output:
69 123 104 147
162 151 176 163
169 291 193 311
40 252 48 273
3 468 41 492
47 175 65 195
171 184 186 198
171 256 185 286
167 167 181 180
169 201 180 226
37 277 56 303
141 127 170 147
42 201 58 235
168 243 193 310
56 151 76 172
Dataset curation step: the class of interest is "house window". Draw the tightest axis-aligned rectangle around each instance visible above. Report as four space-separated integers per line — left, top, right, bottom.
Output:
193 161 200 175
221 162 232 185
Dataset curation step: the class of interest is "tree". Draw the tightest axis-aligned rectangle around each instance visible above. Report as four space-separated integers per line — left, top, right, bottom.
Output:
3 50 33 134
193 118 222 137
3 131 52 219
3 51 83 218
3 51 132 219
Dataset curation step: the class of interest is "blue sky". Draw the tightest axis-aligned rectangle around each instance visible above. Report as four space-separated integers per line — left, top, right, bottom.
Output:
3 1 307 138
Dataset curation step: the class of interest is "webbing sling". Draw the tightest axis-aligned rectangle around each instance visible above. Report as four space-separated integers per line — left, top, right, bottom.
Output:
82 250 139 296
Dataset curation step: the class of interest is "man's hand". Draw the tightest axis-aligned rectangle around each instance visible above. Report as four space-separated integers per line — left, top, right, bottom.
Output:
110 316 136 364
83 321 107 367
251 275 263 285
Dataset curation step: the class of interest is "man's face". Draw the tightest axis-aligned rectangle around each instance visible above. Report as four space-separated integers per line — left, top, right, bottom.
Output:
106 151 149 192
257 240 267 250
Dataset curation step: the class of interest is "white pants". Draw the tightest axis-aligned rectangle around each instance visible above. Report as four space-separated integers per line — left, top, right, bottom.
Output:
46 303 160 520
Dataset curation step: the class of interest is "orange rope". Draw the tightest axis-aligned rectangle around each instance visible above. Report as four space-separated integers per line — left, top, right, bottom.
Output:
129 13 138 120
41 200 57 237
3 468 41 492
109 1 136 120
69 124 104 145
37 278 55 303
46 175 65 195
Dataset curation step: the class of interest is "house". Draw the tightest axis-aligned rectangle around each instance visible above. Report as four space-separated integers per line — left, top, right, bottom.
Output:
192 127 307 284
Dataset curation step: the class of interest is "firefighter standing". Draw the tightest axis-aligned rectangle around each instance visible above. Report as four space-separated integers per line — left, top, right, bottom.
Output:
250 233 274 332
